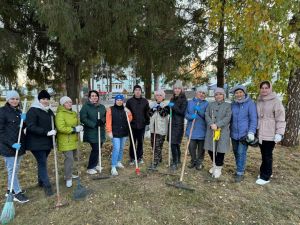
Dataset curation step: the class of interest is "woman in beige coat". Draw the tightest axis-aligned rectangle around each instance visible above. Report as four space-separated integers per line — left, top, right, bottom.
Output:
256 81 286 185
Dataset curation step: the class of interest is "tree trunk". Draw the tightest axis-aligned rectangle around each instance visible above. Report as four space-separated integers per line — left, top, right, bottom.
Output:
154 74 160 91
281 69 300 147
216 0 225 88
143 59 152 99
66 58 80 101
109 66 112 93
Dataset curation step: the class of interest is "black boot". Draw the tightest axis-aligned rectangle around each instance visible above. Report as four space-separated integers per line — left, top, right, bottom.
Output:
44 185 54 197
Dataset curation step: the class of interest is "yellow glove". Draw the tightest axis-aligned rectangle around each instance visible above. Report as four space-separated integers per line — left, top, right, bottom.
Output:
213 128 221 141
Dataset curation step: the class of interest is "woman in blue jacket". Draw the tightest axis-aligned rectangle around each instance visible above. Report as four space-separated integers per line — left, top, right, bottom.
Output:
230 85 257 182
185 87 209 170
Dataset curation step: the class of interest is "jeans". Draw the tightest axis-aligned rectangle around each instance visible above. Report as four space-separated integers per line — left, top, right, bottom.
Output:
63 150 77 179
129 127 145 161
232 139 248 175
87 142 103 169
208 150 225 166
31 150 51 187
171 144 181 165
259 140 276 181
4 156 23 194
111 137 127 167
188 140 205 166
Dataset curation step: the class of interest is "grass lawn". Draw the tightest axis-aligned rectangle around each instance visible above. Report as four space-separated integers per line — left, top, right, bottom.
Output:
0 138 299 225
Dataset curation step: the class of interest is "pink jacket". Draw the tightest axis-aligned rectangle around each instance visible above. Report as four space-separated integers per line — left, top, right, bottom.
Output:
257 92 286 143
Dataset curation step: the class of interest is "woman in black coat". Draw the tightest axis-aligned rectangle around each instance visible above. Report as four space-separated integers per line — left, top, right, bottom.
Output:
0 90 29 203
168 80 188 170
26 90 56 196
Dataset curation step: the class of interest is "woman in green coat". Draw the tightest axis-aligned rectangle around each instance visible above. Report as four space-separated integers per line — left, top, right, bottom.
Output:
55 96 83 187
80 90 106 175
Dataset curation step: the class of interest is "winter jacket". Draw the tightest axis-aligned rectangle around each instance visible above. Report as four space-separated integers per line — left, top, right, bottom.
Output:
125 96 150 130
0 103 26 157
149 101 169 136
185 98 209 140
80 101 106 143
26 100 55 151
55 105 79 152
256 92 286 143
169 93 188 144
204 101 232 153
230 95 257 140
106 105 133 138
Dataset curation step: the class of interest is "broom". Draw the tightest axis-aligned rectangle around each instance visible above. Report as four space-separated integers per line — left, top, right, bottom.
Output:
0 98 27 224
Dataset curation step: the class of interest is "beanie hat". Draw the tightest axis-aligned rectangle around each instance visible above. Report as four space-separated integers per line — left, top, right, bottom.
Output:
115 94 124 101
173 80 183 89
59 96 72 105
214 87 225 96
154 89 166 99
38 90 51 100
196 86 208 94
133 85 142 92
230 85 246 94
6 90 20 101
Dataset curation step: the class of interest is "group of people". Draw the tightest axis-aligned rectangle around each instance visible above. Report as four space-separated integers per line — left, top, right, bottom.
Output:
0 80 286 204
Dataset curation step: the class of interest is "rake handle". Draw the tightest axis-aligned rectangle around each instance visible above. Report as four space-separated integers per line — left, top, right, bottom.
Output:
168 109 172 167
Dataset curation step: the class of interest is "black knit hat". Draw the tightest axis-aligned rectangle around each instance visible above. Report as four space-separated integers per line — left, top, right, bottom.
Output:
38 90 51 100
133 84 142 92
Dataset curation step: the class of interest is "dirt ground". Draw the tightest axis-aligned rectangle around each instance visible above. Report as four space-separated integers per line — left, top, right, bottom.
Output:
0 138 299 225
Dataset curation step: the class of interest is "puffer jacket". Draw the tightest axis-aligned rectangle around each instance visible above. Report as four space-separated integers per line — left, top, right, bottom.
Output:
55 105 79 152
149 101 169 136
230 95 257 140
0 103 26 157
256 92 286 143
185 97 209 140
26 100 55 151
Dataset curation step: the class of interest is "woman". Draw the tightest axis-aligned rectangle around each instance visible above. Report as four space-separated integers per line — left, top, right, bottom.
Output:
149 90 169 168
185 87 209 170
168 80 188 170
204 87 231 178
26 90 56 196
0 90 29 203
80 90 106 175
230 85 257 182
55 96 83 187
256 81 286 185
106 94 132 176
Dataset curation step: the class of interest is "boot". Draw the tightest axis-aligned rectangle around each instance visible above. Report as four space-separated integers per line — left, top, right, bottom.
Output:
212 166 222 178
44 185 54 197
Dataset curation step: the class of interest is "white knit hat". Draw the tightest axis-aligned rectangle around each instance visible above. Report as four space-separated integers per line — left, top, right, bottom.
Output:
59 96 72 105
173 80 183 89
6 90 20 101
154 89 166 98
196 86 208 94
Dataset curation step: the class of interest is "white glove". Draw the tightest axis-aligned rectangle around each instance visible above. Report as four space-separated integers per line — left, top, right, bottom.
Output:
75 125 84 132
274 134 282 143
247 133 255 141
47 130 57 136
124 107 130 113
108 132 113 139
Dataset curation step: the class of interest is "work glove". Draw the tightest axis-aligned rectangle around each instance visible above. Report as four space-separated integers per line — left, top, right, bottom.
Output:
20 113 26 121
108 132 113 139
168 102 174 108
145 125 150 131
274 134 282 143
193 105 201 112
247 132 255 141
124 107 130 113
47 130 57 136
12 143 21 151
97 119 104 126
191 114 197 120
74 125 84 133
